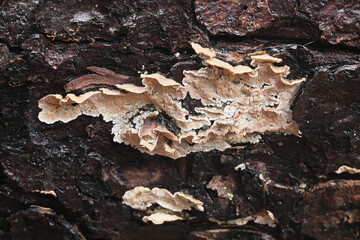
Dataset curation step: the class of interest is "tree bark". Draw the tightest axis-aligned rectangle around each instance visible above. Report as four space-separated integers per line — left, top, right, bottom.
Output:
0 0 359 239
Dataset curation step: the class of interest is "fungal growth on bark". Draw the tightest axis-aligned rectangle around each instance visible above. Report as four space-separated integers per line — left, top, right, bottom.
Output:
122 186 204 224
122 186 204 212
335 165 360 174
210 209 278 228
38 43 305 159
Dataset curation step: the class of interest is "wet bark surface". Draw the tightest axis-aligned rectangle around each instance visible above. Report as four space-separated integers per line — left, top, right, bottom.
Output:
0 0 359 239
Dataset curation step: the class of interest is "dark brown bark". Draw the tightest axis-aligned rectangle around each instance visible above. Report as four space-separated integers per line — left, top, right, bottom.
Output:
0 0 359 239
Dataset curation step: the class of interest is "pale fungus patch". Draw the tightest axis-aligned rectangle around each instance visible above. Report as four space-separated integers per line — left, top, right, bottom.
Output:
206 58 253 75
38 43 305 159
335 165 360 174
142 212 183 225
122 186 204 212
212 209 278 228
32 190 57 197
190 42 216 59
250 54 283 63
122 186 203 224
234 163 246 171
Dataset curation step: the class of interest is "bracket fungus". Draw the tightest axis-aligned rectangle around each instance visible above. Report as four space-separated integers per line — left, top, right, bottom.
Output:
226 210 278 228
122 186 203 224
142 212 184 225
122 186 204 212
38 43 306 159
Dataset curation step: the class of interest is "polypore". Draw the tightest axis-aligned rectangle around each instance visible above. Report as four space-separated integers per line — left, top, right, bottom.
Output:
38 43 305 159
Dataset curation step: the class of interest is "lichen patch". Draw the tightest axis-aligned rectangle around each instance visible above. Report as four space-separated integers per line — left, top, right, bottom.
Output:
38 43 306 159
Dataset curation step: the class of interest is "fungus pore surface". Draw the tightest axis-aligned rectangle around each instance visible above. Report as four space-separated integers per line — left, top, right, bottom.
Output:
38 43 305 159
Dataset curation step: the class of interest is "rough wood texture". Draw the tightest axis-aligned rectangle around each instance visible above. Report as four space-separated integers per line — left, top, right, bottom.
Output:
0 0 359 239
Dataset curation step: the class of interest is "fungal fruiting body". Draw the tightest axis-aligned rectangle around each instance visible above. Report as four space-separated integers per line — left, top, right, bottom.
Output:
122 186 204 212
335 165 360 174
38 43 305 159
122 186 204 224
226 209 277 228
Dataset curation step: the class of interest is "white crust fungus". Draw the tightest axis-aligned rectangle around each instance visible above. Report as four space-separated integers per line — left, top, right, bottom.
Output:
38 43 306 159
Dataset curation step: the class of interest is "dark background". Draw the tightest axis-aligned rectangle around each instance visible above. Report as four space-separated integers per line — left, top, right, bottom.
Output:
0 0 359 239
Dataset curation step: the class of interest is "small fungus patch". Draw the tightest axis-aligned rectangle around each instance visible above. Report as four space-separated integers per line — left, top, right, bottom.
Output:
211 209 278 228
38 43 305 159
122 186 204 212
122 186 203 224
227 209 278 228
142 212 183 225
335 165 360 174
